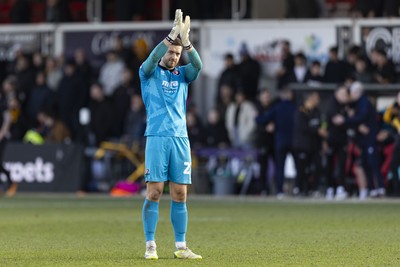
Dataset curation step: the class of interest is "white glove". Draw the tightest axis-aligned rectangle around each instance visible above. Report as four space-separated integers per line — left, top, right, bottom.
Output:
180 15 192 49
167 9 183 43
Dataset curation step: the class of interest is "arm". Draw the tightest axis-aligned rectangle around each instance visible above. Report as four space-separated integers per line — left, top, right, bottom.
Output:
345 100 369 126
140 41 169 77
256 105 276 125
140 9 182 77
184 48 203 82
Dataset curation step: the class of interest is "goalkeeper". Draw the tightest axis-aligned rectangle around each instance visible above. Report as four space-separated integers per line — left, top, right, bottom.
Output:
139 9 203 260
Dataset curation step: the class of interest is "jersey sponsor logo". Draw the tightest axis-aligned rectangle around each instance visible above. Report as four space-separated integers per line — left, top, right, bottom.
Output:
162 80 178 94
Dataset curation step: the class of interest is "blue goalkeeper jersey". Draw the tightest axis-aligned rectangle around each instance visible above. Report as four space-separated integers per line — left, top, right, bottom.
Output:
139 41 202 137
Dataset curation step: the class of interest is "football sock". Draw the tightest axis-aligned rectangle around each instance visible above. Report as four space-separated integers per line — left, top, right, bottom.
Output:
170 201 187 243
142 199 159 241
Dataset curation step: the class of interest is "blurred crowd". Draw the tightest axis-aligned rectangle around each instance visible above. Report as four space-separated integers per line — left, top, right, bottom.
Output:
1 0 400 24
194 41 400 199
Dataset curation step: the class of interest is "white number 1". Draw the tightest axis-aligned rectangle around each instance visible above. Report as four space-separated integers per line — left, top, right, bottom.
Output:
183 162 191 175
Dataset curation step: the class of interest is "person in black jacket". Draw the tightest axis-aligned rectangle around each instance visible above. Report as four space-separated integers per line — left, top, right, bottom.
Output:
325 85 350 200
293 91 327 196
333 82 385 197
323 46 349 84
216 53 238 104
276 40 295 89
255 89 276 195
256 88 296 197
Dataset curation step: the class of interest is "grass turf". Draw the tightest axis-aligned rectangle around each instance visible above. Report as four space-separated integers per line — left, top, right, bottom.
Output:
1 195 400 266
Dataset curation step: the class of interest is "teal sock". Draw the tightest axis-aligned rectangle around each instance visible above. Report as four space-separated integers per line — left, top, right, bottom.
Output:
142 199 159 241
170 201 187 242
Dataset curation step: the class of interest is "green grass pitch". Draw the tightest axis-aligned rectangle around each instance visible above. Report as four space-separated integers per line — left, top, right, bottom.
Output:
1 195 400 266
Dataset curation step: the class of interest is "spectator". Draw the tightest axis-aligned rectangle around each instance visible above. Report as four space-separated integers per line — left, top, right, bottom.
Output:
332 82 385 197
26 72 53 128
217 84 234 126
307 60 324 85
293 91 327 196
88 83 114 146
324 46 348 84
256 88 296 197
276 40 294 89
113 68 136 137
287 52 311 84
255 89 276 195
2 76 17 100
99 50 125 96
10 0 30 23
36 110 71 143
115 0 145 21
204 108 230 148
216 53 238 104
14 54 35 108
226 90 257 148
187 109 206 149
45 0 70 23
32 52 45 73
354 56 374 83
286 0 320 18
345 45 361 75
113 35 132 67
74 48 93 84
373 49 396 84
123 94 146 145
55 59 85 139
130 38 149 90
325 86 350 200
236 43 261 101
383 91 400 195
8 96 27 141
45 56 63 91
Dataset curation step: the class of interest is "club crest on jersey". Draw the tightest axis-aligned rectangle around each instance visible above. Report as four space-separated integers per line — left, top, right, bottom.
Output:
145 169 150 175
173 69 180 75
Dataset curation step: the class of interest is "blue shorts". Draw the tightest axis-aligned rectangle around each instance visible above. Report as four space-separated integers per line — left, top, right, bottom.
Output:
144 136 191 184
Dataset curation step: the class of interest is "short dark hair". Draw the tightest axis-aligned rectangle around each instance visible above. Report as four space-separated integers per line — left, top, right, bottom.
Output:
172 37 183 47
330 46 338 54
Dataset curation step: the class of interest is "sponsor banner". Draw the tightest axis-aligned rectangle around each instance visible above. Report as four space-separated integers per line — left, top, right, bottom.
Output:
359 24 400 69
1 143 83 192
63 28 199 69
202 21 351 78
0 32 52 61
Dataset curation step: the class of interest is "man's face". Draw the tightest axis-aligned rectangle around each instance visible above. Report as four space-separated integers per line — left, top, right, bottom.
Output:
162 45 182 69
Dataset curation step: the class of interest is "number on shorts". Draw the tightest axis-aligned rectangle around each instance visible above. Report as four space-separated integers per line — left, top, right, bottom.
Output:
184 162 191 175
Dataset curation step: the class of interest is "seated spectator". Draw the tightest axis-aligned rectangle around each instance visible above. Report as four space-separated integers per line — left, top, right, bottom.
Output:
74 48 93 85
373 49 396 84
99 50 125 96
226 90 257 148
36 110 71 143
204 108 230 148
324 46 349 84
26 72 53 128
354 56 373 83
32 52 45 73
287 52 311 83
88 83 114 146
123 94 146 145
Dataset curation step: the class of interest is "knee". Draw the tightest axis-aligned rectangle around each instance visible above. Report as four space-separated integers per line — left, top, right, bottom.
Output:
172 188 186 202
147 188 163 201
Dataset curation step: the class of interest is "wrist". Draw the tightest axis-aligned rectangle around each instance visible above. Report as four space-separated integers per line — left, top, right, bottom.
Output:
184 43 193 50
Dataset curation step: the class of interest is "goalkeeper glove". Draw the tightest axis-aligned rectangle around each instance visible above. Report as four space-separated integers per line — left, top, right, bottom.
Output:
180 15 192 50
166 9 183 44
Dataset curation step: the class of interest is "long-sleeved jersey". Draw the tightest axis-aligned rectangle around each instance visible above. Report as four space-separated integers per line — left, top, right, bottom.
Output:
139 41 202 137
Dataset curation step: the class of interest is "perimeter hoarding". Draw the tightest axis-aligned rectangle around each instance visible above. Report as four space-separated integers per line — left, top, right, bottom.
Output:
201 20 352 79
